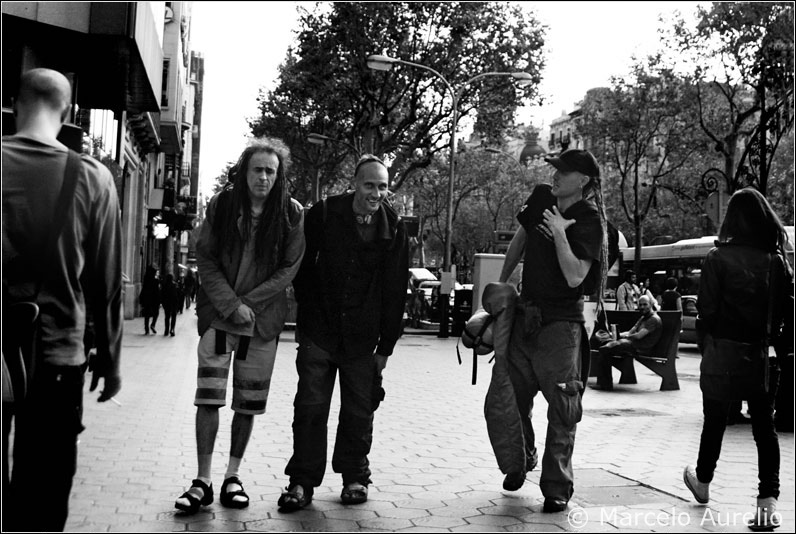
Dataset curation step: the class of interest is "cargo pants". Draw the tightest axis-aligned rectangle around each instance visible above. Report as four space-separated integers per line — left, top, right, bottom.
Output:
506 307 584 503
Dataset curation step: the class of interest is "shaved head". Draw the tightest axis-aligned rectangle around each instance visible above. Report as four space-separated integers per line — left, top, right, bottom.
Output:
17 68 72 114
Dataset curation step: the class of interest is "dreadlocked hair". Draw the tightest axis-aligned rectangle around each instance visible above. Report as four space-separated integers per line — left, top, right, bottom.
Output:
212 137 293 271
584 178 609 306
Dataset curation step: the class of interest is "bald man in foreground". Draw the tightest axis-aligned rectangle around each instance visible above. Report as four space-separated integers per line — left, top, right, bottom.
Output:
3 68 123 531
279 155 408 511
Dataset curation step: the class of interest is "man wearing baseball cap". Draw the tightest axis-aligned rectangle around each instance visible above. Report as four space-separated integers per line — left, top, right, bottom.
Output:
496 148 608 512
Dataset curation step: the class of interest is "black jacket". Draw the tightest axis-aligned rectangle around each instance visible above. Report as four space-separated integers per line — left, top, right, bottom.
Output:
697 242 791 345
294 193 409 356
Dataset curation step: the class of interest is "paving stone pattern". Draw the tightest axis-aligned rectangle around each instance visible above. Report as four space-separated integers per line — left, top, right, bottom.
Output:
54 313 793 532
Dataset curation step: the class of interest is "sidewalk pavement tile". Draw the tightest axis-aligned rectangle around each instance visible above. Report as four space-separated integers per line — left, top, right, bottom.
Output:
41 313 794 532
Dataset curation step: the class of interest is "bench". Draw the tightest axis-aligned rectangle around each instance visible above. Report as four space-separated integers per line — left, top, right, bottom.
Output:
589 310 683 391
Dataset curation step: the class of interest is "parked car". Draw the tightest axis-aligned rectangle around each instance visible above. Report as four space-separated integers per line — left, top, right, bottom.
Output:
680 295 699 344
417 280 462 311
409 267 437 287
406 276 464 327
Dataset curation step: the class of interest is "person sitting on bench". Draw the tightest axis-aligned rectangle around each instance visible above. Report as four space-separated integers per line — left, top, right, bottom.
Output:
592 295 662 390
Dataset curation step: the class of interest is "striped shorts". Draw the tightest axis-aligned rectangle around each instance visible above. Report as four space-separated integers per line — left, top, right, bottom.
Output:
194 327 277 415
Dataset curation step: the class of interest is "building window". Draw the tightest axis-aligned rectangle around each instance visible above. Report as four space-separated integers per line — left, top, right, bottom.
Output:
161 59 170 108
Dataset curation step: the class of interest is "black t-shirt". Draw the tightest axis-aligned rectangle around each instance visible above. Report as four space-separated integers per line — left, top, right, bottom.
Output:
661 289 681 311
516 184 603 322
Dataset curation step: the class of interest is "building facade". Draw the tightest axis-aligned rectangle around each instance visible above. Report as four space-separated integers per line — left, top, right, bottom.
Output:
2 1 201 318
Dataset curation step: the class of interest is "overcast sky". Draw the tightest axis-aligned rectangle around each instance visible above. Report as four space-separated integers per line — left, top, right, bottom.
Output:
190 1 706 197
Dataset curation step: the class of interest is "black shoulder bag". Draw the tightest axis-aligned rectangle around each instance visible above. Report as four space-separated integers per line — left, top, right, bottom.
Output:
699 253 776 400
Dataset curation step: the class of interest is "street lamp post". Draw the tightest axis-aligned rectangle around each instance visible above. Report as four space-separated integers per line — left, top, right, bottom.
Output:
485 147 528 180
367 54 532 337
307 132 361 157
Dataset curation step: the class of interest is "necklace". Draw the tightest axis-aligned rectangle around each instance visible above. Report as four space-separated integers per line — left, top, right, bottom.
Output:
355 213 373 225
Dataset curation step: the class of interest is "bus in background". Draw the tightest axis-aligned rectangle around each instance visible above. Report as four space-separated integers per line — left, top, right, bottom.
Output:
613 225 794 300
616 236 714 298
611 226 794 343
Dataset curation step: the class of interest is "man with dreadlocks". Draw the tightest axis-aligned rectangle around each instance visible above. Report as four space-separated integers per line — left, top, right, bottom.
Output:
174 137 305 514
497 148 607 513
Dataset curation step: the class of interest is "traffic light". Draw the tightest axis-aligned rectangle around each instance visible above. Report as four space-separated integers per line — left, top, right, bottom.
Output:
402 215 419 238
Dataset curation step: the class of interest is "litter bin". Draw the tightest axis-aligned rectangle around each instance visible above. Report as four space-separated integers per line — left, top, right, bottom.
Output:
452 289 473 337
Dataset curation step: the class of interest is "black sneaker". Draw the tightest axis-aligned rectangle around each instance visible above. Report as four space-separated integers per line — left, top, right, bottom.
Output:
502 471 526 491
543 498 568 513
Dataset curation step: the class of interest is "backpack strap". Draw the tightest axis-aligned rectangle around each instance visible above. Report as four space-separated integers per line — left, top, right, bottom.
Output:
470 315 495 385
32 149 81 290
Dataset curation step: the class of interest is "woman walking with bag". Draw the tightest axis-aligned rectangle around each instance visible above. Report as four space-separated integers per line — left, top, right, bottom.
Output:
683 188 792 532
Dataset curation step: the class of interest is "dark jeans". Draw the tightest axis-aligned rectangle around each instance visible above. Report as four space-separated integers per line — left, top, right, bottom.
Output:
144 308 159 332
285 335 376 488
163 309 176 334
596 340 636 387
696 392 780 499
506 318 583 502
7 364 85 531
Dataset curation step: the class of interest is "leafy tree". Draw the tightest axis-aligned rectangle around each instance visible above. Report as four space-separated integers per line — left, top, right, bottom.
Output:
664 2 794 196
579 58 706 273
398 141 534 269
87 135 124 202
250 2 546 203
766 126 795 225
210 162 234 196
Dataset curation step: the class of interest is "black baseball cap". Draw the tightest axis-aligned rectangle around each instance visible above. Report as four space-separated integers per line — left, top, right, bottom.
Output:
544 149 600 179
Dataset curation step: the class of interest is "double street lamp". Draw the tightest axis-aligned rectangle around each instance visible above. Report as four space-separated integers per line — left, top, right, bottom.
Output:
307 132 361 158
485 147 528 180
367 53 532 337
306 132 362 203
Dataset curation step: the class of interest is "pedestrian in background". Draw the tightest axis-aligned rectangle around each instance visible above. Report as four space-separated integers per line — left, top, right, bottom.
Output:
660 276 682 311
615 270 640 310
139 265 160 334
639 277 659 310
2 67 123 532
160 273 180 336
184 269 197 310
683 187 792 532
174 137 305 514
278 154 408 511
496 148 608 513
175 274 185 315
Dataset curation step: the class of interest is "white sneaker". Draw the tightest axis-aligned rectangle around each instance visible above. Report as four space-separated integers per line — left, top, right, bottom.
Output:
683 465 709 504
748 497 780 531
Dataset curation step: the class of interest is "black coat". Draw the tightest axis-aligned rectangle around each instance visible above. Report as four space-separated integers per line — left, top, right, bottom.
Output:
293 193 409 357
160 280 181 313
